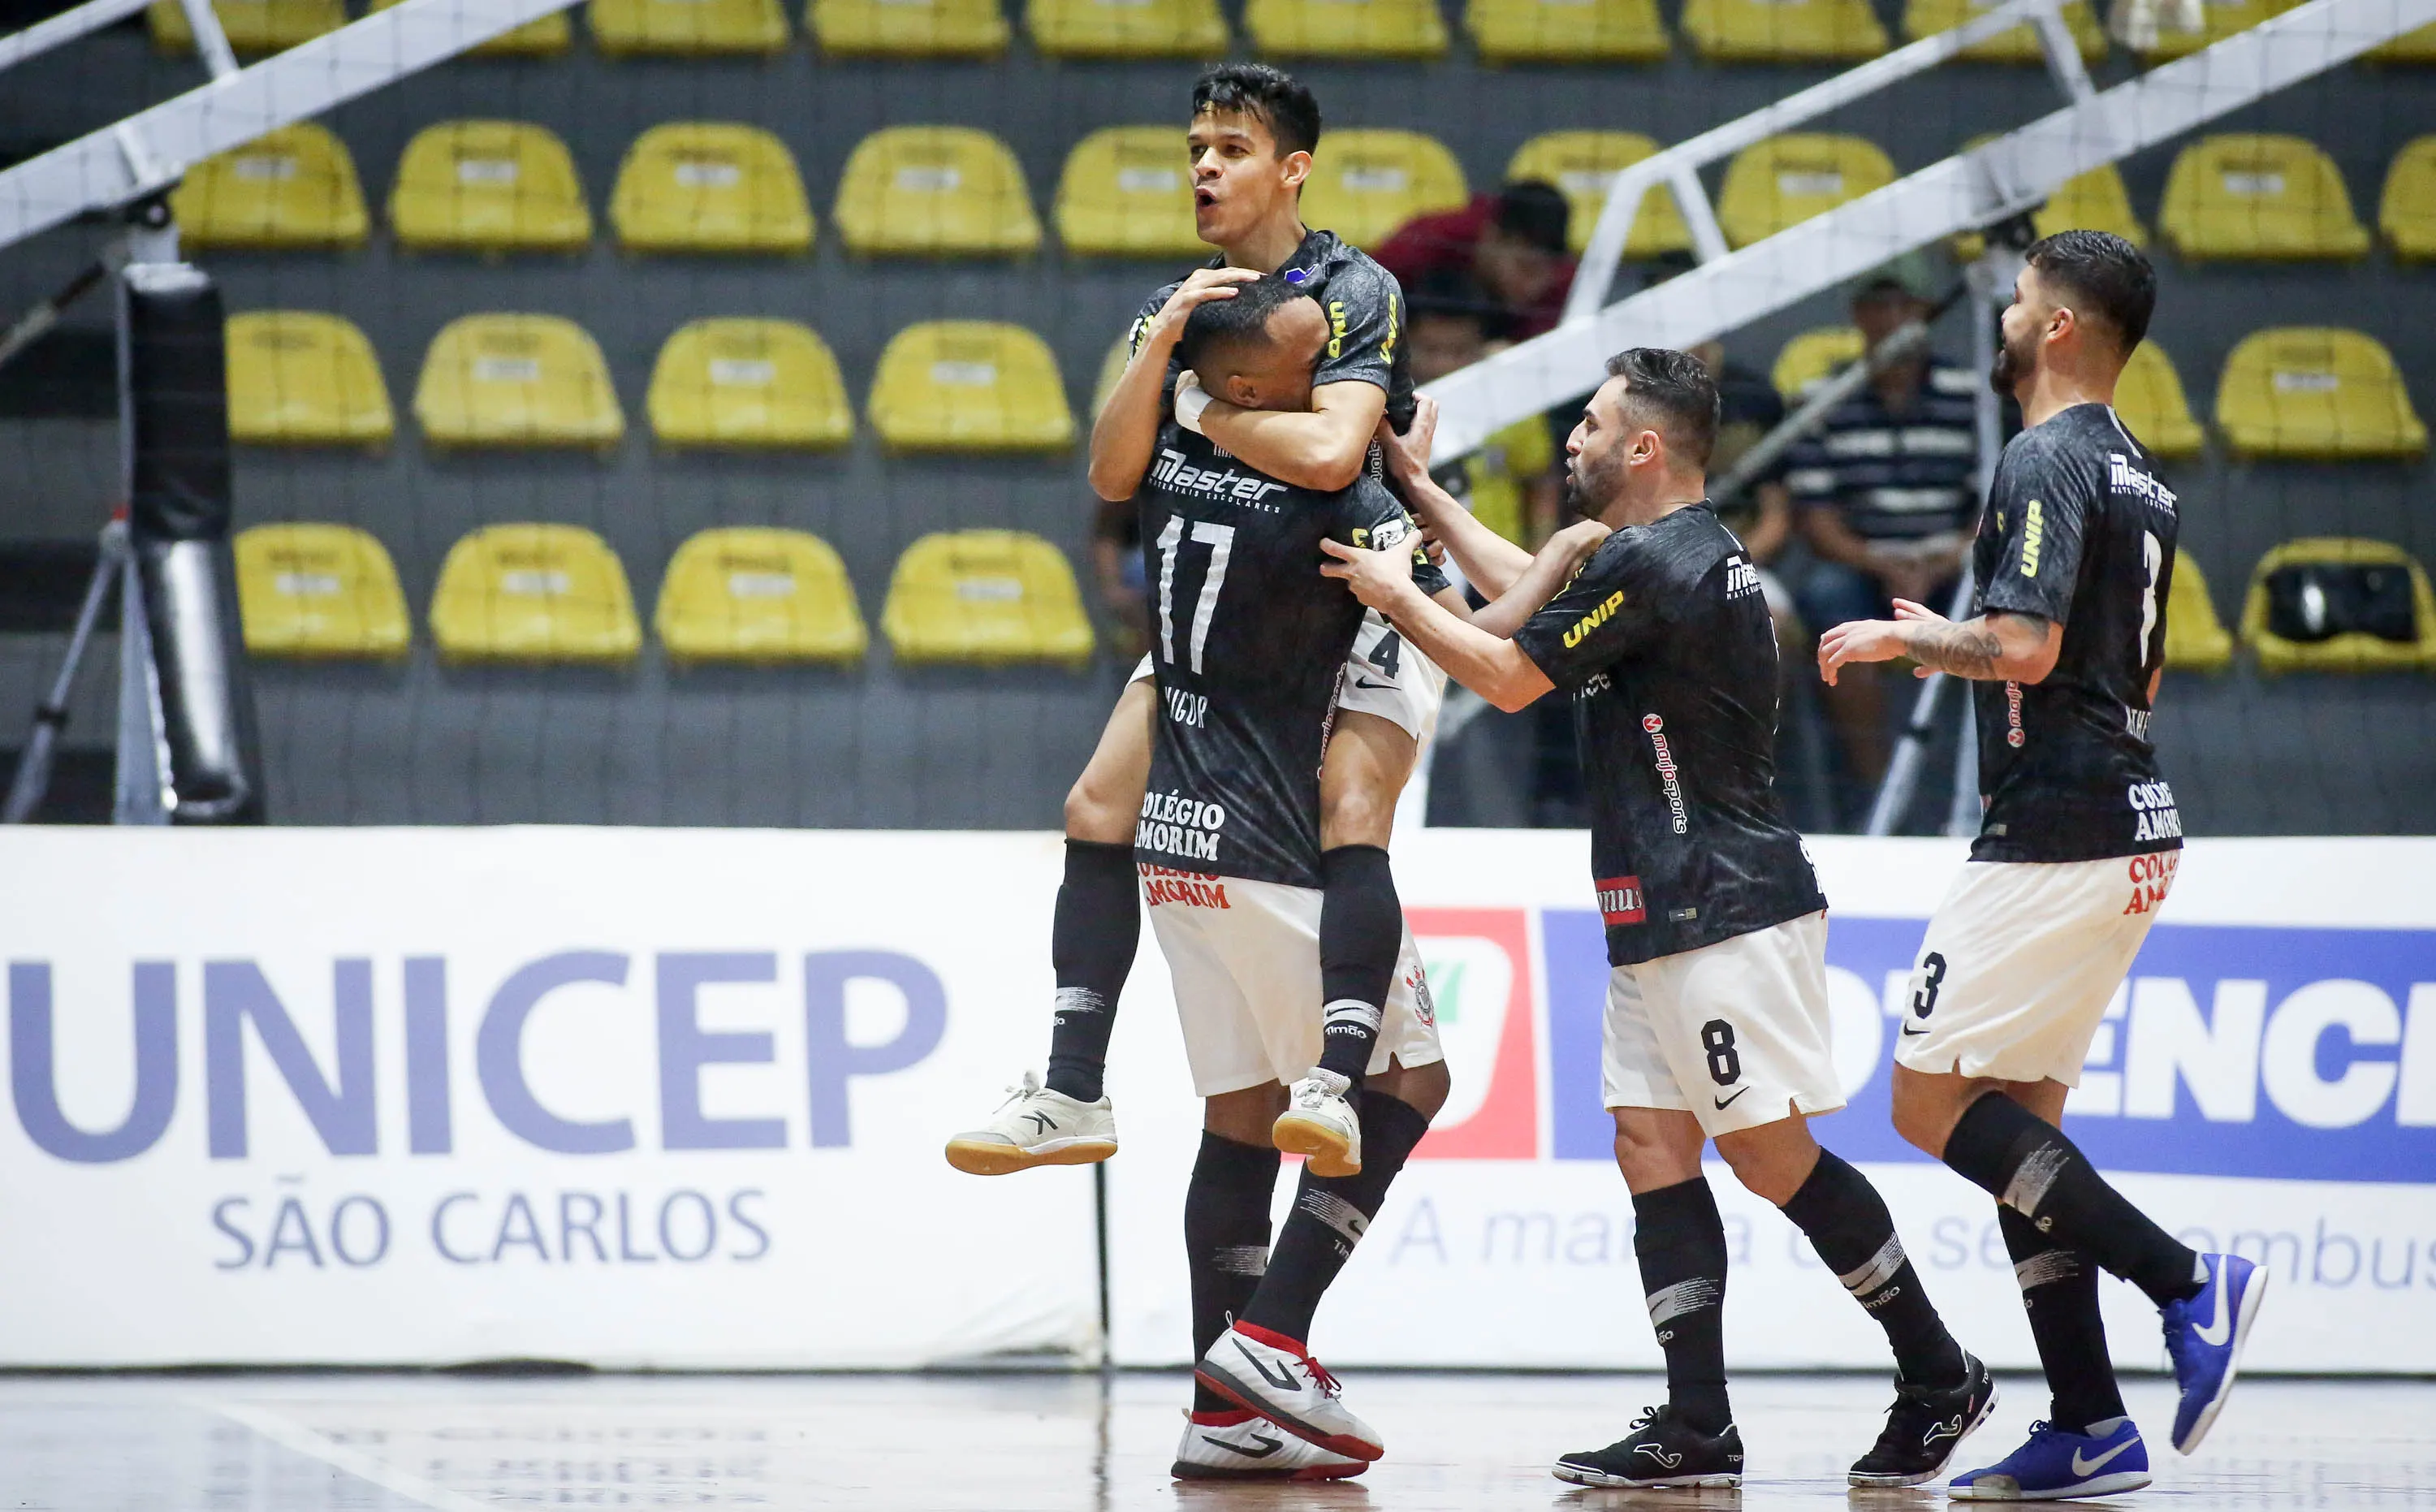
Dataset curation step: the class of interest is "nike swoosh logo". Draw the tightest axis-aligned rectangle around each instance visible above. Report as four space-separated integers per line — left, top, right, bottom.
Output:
1204 1433 1284 1458
1901 1025 1931 1036
1234 1338 1302 1393
1352 677 1394 689
1713 1086 1751 1111
1633 1445 1682 1468
2193 1260 2234 1346
2070 1437 2137 1475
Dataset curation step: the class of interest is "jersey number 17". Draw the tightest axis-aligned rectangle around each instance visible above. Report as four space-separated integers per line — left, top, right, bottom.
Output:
1155 517 1236 674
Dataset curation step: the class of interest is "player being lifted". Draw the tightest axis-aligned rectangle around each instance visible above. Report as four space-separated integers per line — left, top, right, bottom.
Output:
948 64 1448 1178
1325 356 1996 1491
1821 231 2265 1501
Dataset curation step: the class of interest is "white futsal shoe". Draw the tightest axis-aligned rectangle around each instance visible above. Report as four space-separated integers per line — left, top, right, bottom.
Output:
1195 1322 1384 1462
942 1072 1116 1175
1171 1408 1368 1481
1272 1069 1362 1177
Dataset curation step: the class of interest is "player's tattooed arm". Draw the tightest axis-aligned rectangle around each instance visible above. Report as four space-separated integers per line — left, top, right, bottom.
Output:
1817 600 2062 685
1372 395 1535 594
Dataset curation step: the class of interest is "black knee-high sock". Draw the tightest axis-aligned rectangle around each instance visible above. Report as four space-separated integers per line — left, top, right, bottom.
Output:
1043 839 1138 1103
1943 1093 2204 1309
1631 1177 1733 1436
1240 1088 1430 1341
1314 845 1402 1087
1999 1207 2126 1433
1779 1149 1965 1387
1186 1130 1281 1413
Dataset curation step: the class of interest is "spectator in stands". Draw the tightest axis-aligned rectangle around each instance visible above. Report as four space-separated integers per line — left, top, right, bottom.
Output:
1690 335 1795 624
1405 270 1563 551
1786 256 1980 815
1373 181 1575 340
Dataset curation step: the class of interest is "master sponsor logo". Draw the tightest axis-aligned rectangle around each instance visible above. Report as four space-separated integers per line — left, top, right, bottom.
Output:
1643 714 1690 835
2129 780 2183 846
1562 591 1626 649
2020 499 2046 577
1138 863 1231 910
1723 554 1761 600
1151 448 1289 508
2109 452 2179 513
1135 788 1226 862
1596 875 1647 927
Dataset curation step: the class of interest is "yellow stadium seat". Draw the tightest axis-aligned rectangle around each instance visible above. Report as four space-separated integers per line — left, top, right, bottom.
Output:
148 0 341 54
882 530 1096 668
1953 139 2145 257
2241 539 2436 675
1057 127 1201 260
1467 0 1667 62
869 322 1074 452
647 319 853 450
1682 0 1886 61
1506 132 1691 257
1717 134 1894 248
235 524 412 660
2215 328 2428 460
171 124 369 251
415 314 626 451
2114 342 2204 460
656 528 868 665
2380 137 2436 261
369 0 570 55
1026 0 1226 55
1771 326 1863 399
1243 0 1449 57
389 121 593 256
227 312 395 448
591 0 788 53
833 127 1041 258
430 525 642 666
1902 0 2103 60
2162 551 2234 672
1300 129 1468 251
2158 134 2370 262
1090 334 1132 419
810 0 1009 54
2136 0 2294 58
2366 20 2436 61
610 124 814 256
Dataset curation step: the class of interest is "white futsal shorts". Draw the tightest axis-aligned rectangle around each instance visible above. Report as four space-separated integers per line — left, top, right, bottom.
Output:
1140 866 1445 1098
1892 852 2179 1086
1601 910 1844 1138
1129 608 1446 745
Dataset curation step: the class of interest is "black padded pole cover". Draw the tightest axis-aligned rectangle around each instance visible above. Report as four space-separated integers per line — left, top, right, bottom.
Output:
120 263 265 823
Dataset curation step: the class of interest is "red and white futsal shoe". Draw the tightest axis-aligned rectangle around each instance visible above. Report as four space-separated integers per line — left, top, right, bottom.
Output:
1171 1408 1369 1480
1194 1322 1384 1462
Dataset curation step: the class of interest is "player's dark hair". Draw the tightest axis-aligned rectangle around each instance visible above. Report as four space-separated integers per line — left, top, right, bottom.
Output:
1495 180 1570 257
2024 229 2154 356
1191 64 1323 159
1177 275 1316 374
1604 347 1720 470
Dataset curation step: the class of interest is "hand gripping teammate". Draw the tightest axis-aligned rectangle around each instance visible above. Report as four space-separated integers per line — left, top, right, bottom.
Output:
1821 231 2265 1502
1325 360 1996 1492
948 65 1445 1180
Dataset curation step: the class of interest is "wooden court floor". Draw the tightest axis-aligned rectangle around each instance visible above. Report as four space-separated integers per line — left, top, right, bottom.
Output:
5 1371 2432 1510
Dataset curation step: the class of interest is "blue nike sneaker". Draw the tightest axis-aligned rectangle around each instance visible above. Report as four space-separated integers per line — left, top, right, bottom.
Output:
1949 1418 2150 1501
2162 1251 2268 1455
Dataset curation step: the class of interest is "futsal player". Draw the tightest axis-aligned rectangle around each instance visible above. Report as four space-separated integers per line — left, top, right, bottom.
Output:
947 63 1445 1179
1819 231 2265 1501
1324 359 1997 1490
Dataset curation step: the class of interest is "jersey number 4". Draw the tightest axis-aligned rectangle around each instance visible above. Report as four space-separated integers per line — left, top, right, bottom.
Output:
1154 517 1235 674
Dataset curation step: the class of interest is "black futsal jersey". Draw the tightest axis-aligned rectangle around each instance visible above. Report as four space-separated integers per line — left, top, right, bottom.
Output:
1969 403 2183 864
1134 426 1442 889
1515 504 1826 967
1125 228 1415 434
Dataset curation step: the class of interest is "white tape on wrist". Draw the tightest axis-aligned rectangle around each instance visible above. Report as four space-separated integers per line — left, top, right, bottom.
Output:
1175 380 1213 435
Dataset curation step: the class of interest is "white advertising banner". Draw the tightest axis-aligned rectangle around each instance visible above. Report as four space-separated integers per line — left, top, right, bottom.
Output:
0 828 1098 1368
1105 832 2436 1374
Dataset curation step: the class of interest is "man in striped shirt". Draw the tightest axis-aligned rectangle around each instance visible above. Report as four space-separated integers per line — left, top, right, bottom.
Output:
1786 266 1982 816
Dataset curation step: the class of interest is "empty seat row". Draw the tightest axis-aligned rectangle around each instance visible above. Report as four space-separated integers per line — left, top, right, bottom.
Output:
153 0 2434 63
235 523 1096 667
228 311 1078 452
1772 326 2426 461
2165 542 2436 676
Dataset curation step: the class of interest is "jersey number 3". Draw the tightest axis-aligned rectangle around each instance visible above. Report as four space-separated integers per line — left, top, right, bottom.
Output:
1154 517 1236 674
2137 529 2162 663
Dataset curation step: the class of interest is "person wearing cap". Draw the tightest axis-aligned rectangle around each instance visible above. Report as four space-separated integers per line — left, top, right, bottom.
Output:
1402 270 1564 552
1785 257 1981 821
1372 181 1576 341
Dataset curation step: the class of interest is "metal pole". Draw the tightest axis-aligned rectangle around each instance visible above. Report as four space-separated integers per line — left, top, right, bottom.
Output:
1 521 126 824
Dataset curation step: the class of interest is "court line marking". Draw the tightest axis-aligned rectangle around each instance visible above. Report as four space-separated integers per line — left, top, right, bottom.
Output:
199 1398 497 1512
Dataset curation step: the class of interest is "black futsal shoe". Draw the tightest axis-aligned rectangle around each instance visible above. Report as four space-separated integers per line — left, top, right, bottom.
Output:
1849 1352 2000 1488
1553 1405 1744 1488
